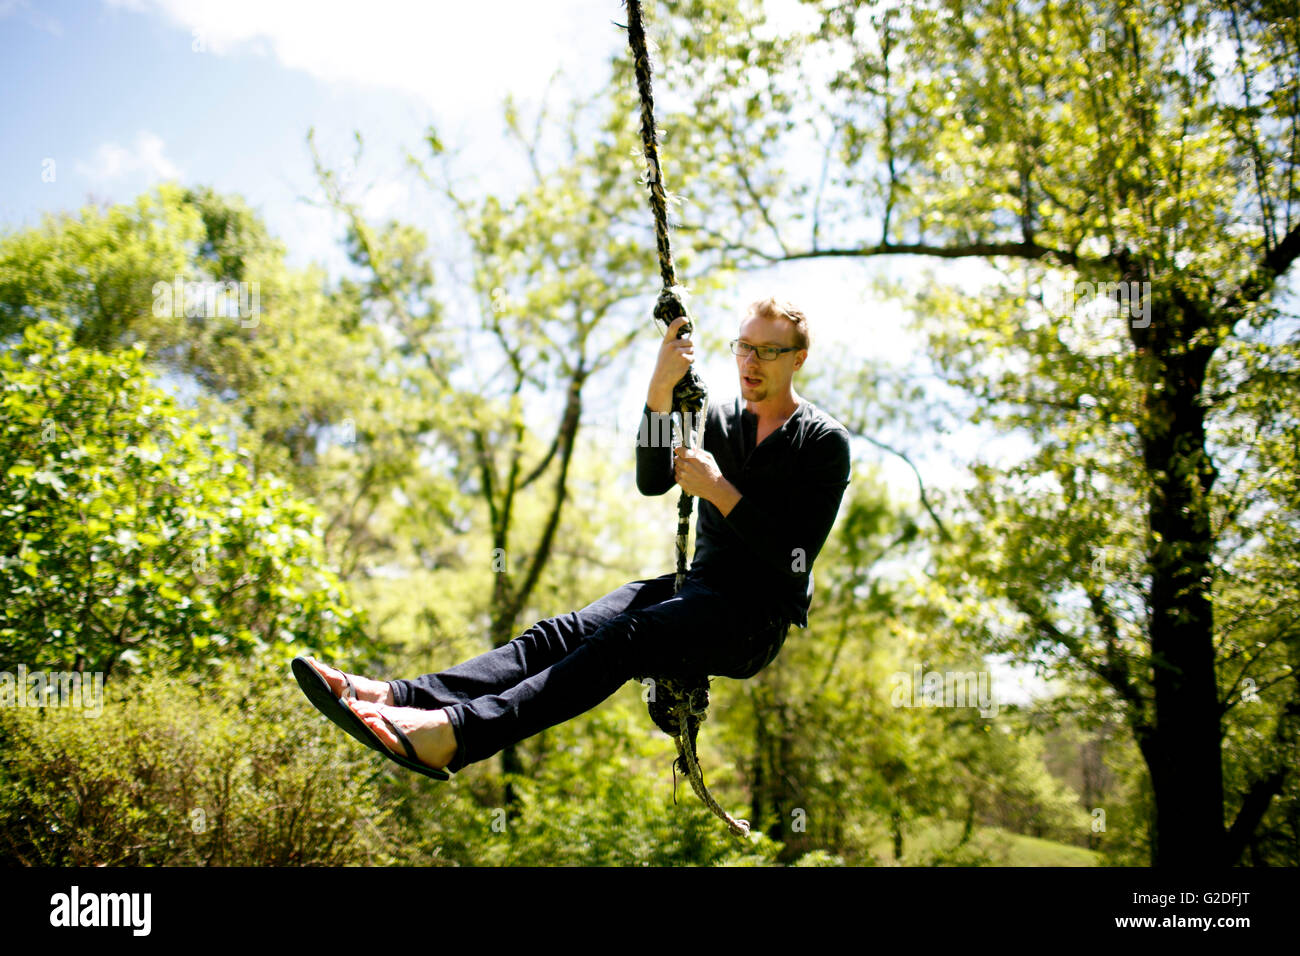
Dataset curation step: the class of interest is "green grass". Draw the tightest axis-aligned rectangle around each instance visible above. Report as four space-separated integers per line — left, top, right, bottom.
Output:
865 815 1103 866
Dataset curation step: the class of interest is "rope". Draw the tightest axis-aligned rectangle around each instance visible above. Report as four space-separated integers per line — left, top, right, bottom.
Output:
625 0 677 292
624 0 750 839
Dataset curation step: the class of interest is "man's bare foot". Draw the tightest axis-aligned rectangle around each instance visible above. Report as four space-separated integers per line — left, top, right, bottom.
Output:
305 656 394 706
343 699 457 771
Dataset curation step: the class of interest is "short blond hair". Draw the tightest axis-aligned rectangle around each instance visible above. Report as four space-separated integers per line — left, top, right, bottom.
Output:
746 297 811 352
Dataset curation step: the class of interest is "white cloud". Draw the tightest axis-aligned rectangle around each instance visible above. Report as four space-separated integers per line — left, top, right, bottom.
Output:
75 131 182 182
102 0 619 118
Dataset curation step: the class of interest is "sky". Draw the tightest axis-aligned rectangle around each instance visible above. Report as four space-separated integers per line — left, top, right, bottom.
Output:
0 0 625 271
0 0 1051 702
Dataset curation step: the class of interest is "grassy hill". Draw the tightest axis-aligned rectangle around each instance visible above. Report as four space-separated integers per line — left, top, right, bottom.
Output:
863 816 1103 866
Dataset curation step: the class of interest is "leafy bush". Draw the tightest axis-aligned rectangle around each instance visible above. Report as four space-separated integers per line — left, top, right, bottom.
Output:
0 657 788 866
0 320 367 677
0 658 398 865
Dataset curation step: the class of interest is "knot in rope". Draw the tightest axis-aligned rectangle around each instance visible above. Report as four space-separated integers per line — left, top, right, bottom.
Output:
654 285 691 328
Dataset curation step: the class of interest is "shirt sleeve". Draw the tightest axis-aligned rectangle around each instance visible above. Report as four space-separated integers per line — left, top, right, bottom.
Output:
635 404 675 496
722 426 852 583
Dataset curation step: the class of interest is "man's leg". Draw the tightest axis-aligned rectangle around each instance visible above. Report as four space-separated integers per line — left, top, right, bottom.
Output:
439 576 785 773
388 573 678 711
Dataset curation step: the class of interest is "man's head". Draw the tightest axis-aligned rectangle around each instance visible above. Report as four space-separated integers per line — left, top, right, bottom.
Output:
735 297 810 404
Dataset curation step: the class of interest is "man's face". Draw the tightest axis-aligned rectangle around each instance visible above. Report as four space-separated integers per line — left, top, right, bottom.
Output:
736 312 806 402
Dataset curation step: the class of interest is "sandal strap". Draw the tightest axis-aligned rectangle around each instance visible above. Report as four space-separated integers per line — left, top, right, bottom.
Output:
378 711 419 762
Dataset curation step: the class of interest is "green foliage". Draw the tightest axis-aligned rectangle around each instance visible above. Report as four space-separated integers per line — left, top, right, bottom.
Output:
0 184 200 350
0 180 464 586
0 662 791 867
0 659 395 865
640 0 1300 865
0 320 367 676
9 0 1293 865
789 849 846 866
386 697 784 866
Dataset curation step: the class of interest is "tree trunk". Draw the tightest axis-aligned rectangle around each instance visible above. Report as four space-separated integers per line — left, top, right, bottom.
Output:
751 685 785 844
750 688 769 834
1135 299 1225 866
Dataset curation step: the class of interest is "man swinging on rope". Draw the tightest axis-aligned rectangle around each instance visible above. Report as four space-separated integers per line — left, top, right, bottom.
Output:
292 297 852 779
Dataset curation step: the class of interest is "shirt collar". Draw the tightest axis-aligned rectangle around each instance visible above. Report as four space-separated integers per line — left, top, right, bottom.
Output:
735 396 806 454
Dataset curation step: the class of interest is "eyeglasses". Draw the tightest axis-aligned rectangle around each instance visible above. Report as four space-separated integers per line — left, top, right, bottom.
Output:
729 339 800 361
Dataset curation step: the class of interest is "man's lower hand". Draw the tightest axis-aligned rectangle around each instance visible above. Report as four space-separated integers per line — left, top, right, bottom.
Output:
673 446 741 515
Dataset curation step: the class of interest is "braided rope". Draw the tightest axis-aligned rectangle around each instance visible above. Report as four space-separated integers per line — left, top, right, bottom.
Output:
625 0 749 839
626 0 677 292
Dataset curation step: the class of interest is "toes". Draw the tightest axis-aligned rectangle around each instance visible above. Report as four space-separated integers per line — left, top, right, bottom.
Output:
352 699 381 718
348 700 398 749
309 658 343 692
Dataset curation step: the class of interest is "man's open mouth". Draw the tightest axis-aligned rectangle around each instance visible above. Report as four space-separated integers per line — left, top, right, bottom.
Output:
743 375 761 386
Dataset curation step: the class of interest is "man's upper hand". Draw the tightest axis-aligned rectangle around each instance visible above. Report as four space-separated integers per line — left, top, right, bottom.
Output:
647 316 694 411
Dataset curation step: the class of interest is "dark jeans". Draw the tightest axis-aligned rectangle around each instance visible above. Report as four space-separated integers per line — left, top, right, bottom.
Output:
388 571 791 774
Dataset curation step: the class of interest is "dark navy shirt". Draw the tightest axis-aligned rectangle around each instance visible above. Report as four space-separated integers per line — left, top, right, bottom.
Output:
635 395 852 628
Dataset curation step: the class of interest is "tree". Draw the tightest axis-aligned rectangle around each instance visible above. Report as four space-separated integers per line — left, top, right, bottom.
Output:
0 180 474 600
644 0 1300 865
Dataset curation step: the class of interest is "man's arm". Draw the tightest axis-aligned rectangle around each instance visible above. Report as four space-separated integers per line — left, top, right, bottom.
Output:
721 427 852 582
636 403 675 496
